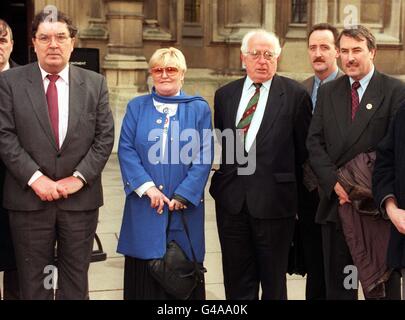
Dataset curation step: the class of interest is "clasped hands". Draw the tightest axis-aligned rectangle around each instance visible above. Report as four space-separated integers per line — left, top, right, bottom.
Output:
31 175 84 201
145 186 187 214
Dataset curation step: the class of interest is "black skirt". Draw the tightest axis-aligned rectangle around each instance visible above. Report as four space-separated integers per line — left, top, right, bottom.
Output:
124 256 206 300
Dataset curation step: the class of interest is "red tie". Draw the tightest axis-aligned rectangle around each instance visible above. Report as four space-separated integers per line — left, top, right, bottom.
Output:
351 81 361 121
46 74 59 148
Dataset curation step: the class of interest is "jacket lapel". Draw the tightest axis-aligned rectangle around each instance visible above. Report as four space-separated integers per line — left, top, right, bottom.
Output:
340 71 383 156
254 74 284 149
60 65 85 151
229 78 245 129
331 75 351 140
25 63 59 150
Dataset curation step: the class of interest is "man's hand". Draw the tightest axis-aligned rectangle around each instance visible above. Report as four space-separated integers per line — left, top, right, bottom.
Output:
385 198 405 234
56 176 85 197
168 199 187 211
145 186 170 214
31 175 63 201
334 182 351 205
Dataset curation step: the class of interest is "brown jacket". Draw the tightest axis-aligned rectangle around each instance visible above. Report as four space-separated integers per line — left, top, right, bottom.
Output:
337 152 391 299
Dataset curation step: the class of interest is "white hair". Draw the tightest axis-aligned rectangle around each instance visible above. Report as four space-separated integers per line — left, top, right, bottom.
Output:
240 29 282 57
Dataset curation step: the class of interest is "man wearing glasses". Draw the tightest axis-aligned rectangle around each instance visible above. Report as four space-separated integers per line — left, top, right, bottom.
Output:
210 29 312 299
0 10 114 299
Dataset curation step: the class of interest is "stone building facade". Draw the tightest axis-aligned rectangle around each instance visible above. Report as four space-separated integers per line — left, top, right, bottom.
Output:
2 0 405 150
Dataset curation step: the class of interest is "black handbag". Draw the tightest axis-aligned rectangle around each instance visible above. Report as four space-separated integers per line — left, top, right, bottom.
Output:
148 211 206 300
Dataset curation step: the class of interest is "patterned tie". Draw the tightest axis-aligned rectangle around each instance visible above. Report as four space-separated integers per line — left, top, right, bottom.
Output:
237 83 262 139
46 74 60 148
351 81 361 121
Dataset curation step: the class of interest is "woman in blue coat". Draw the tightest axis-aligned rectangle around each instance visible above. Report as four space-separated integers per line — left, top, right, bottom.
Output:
117 47 213 300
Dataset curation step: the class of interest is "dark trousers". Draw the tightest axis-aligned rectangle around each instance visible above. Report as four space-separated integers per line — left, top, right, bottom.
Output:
297 189 326 300
9 207 98 300
216 202 295 300
322 222 401 300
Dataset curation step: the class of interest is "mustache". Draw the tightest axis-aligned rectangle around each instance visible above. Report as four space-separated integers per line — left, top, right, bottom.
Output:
313 57 325 63
346 61 358 67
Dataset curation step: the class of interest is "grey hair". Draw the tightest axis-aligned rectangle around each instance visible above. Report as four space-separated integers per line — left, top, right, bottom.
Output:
240 29 282 57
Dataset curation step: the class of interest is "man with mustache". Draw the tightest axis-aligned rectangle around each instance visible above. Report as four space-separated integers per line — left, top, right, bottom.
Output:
295 23 343 301
0 19 20 300
306 25 405 299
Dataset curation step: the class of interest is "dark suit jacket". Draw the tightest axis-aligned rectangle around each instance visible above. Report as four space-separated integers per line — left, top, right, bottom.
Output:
373 101 405 268
0 59 19 271
307 70 405 224
0 62 114 212
209 74 312 219
301 70 344 97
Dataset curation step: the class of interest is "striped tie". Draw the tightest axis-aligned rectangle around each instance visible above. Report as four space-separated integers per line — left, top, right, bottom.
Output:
237 83 262 139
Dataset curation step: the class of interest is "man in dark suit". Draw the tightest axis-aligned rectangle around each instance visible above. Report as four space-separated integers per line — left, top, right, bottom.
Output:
0 18 20 300
0 10 114 300
307 25 405 299
210 29 312 300
298 23 343 300
372 103 405 298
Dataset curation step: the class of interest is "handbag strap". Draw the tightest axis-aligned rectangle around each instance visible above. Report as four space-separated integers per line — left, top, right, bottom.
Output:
166 210 199 265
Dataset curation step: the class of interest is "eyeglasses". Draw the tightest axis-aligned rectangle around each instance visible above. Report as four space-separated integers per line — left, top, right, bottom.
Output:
150 67 179 77
35 34 71 45
245 50 277 61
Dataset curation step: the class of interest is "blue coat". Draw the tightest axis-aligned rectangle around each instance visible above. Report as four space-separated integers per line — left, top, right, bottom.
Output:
117 91 213 262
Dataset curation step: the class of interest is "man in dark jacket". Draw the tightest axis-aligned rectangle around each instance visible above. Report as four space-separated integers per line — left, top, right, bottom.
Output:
373 102 405 298
307 25 405 299
0 18 20 300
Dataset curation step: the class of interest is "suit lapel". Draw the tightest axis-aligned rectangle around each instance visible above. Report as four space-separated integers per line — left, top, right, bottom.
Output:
331 75 351 139
229 78 245 129
25 63 59 150
340 71 383 156
302 76 314 95
60 65 85 151
255 74 284 148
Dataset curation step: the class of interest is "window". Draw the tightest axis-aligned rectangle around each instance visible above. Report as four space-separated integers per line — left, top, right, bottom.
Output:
184 0 201 23
291 0 308 24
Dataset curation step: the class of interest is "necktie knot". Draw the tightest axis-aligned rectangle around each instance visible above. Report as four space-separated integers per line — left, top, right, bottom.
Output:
352 81 360 90
253 83 262 91
47 74 59 83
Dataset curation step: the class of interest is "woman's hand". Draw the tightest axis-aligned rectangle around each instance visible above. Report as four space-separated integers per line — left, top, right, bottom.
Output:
145 186 170 214
168 199 188 211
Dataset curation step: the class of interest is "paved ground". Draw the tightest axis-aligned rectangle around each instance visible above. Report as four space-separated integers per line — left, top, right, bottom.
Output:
87 154 308 300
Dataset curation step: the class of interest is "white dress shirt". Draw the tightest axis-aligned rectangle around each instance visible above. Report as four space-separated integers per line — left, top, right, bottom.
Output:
28 63 85 185
235 76 272 152
349 65 375 102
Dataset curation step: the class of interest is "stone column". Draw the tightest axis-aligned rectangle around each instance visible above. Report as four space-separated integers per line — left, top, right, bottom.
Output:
311 0 329 25
103 0 148 152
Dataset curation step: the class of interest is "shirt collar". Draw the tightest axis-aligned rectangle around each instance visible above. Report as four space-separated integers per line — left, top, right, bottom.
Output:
245 75 272 91
38 62 69 84
1 61 10 72
314 68 339 86
153 91 180 107
349 65 375 89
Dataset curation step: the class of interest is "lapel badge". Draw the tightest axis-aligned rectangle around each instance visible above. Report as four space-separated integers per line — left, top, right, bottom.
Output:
156 118 163 124
366 103 373 110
